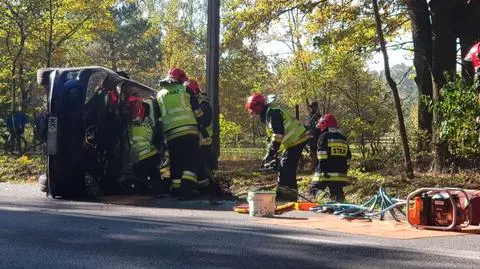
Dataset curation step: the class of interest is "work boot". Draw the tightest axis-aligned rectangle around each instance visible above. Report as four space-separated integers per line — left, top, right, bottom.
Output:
329 186 345 202
152 179 171 198
276 186 298 203
179 180 200 201
169 178 181 197
313 189 329 202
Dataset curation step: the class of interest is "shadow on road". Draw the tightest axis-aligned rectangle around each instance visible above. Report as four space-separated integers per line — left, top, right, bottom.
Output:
0 207 473 269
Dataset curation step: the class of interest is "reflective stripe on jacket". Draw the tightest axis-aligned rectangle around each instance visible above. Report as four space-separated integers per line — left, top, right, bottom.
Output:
128 122 158 163
265 106 309 151
312 172 350 183
157 84 198 141
315 128 351 176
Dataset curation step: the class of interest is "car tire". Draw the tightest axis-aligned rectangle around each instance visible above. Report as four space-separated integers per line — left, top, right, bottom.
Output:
37 68 55 87
47 155 81 199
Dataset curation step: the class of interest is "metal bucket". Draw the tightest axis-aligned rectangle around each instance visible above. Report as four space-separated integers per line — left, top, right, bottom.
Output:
247 191 276 217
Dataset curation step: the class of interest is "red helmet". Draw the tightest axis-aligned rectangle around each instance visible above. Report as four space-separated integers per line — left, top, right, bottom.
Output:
245 93 267 115
465 42 480 71
186 79 200 95
316 113 337 132
167 67 188 83
128 96 145 121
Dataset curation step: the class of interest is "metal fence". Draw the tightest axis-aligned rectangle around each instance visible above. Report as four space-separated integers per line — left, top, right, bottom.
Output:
220 147 265 160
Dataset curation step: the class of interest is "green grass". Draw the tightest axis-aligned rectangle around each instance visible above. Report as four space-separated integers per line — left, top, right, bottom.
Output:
0 154 45 183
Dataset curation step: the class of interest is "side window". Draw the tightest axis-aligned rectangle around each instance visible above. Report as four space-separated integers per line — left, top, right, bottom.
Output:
122 81 158 123
85 71 107 104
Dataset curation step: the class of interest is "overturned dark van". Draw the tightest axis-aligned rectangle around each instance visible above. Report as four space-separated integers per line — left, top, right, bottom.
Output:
37 67 163 198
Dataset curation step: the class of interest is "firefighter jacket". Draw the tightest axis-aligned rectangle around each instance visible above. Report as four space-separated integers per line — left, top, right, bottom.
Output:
313 127 351 183
261 106 309 153
156 82 204 142
198 94 213 146
143 98 164 151
127 121 158 164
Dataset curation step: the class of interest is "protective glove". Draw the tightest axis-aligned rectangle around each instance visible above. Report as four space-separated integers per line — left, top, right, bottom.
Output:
261 153 273 168
261 141 280 168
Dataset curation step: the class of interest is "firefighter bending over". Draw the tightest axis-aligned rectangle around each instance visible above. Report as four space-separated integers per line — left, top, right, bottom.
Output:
126 96 164 196
246 93 309 202
156 68 207 200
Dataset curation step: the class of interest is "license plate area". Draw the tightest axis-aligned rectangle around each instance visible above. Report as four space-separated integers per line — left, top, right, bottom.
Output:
47 116 58 155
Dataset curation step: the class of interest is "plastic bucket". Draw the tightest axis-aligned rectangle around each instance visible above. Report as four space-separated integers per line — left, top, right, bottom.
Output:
247 191 276 217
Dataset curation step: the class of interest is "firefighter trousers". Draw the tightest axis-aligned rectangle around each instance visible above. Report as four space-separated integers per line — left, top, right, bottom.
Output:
167 134 200 198
132 153 164 194
197 144 214 188
310 180 348 202
276 141 307 200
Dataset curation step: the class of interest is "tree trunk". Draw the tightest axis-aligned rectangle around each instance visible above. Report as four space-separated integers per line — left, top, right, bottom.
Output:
11 66 16 111
406 0 433 152
359 134 366 159
18 63 27 110
10 30 27 112
429 0 457 172
373 0 414 179
206 0 221 169
47 0 54 67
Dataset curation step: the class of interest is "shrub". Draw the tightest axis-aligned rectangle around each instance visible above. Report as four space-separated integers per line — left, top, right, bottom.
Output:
0 154 45 182
425 76 480 158
220 113 242 146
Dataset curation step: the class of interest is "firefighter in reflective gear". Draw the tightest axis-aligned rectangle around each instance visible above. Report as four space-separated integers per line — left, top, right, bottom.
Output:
185 79 214 193
126 96 164 195
156 68 206 200
246 93 309 202
310 114 351 202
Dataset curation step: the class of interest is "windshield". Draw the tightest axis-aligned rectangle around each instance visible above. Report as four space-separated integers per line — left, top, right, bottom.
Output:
85 71 107 104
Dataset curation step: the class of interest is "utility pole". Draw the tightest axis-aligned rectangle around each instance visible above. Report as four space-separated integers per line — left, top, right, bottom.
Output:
207 0 221 169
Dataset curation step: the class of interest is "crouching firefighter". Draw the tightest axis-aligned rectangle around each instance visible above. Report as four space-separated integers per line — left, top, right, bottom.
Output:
156 68 207 200
464 42 480 143
185 79 214 194
309 114 351 202
126 96 164 196
246 93 309 202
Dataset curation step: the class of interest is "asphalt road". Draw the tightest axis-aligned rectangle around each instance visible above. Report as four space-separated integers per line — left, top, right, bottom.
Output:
1 182 480 269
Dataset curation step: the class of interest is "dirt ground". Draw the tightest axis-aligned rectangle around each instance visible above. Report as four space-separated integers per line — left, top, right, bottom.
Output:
215 158 480 204
215 158 316 201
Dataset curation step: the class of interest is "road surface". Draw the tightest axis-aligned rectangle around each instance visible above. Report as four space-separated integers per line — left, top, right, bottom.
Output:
0 182 479 269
